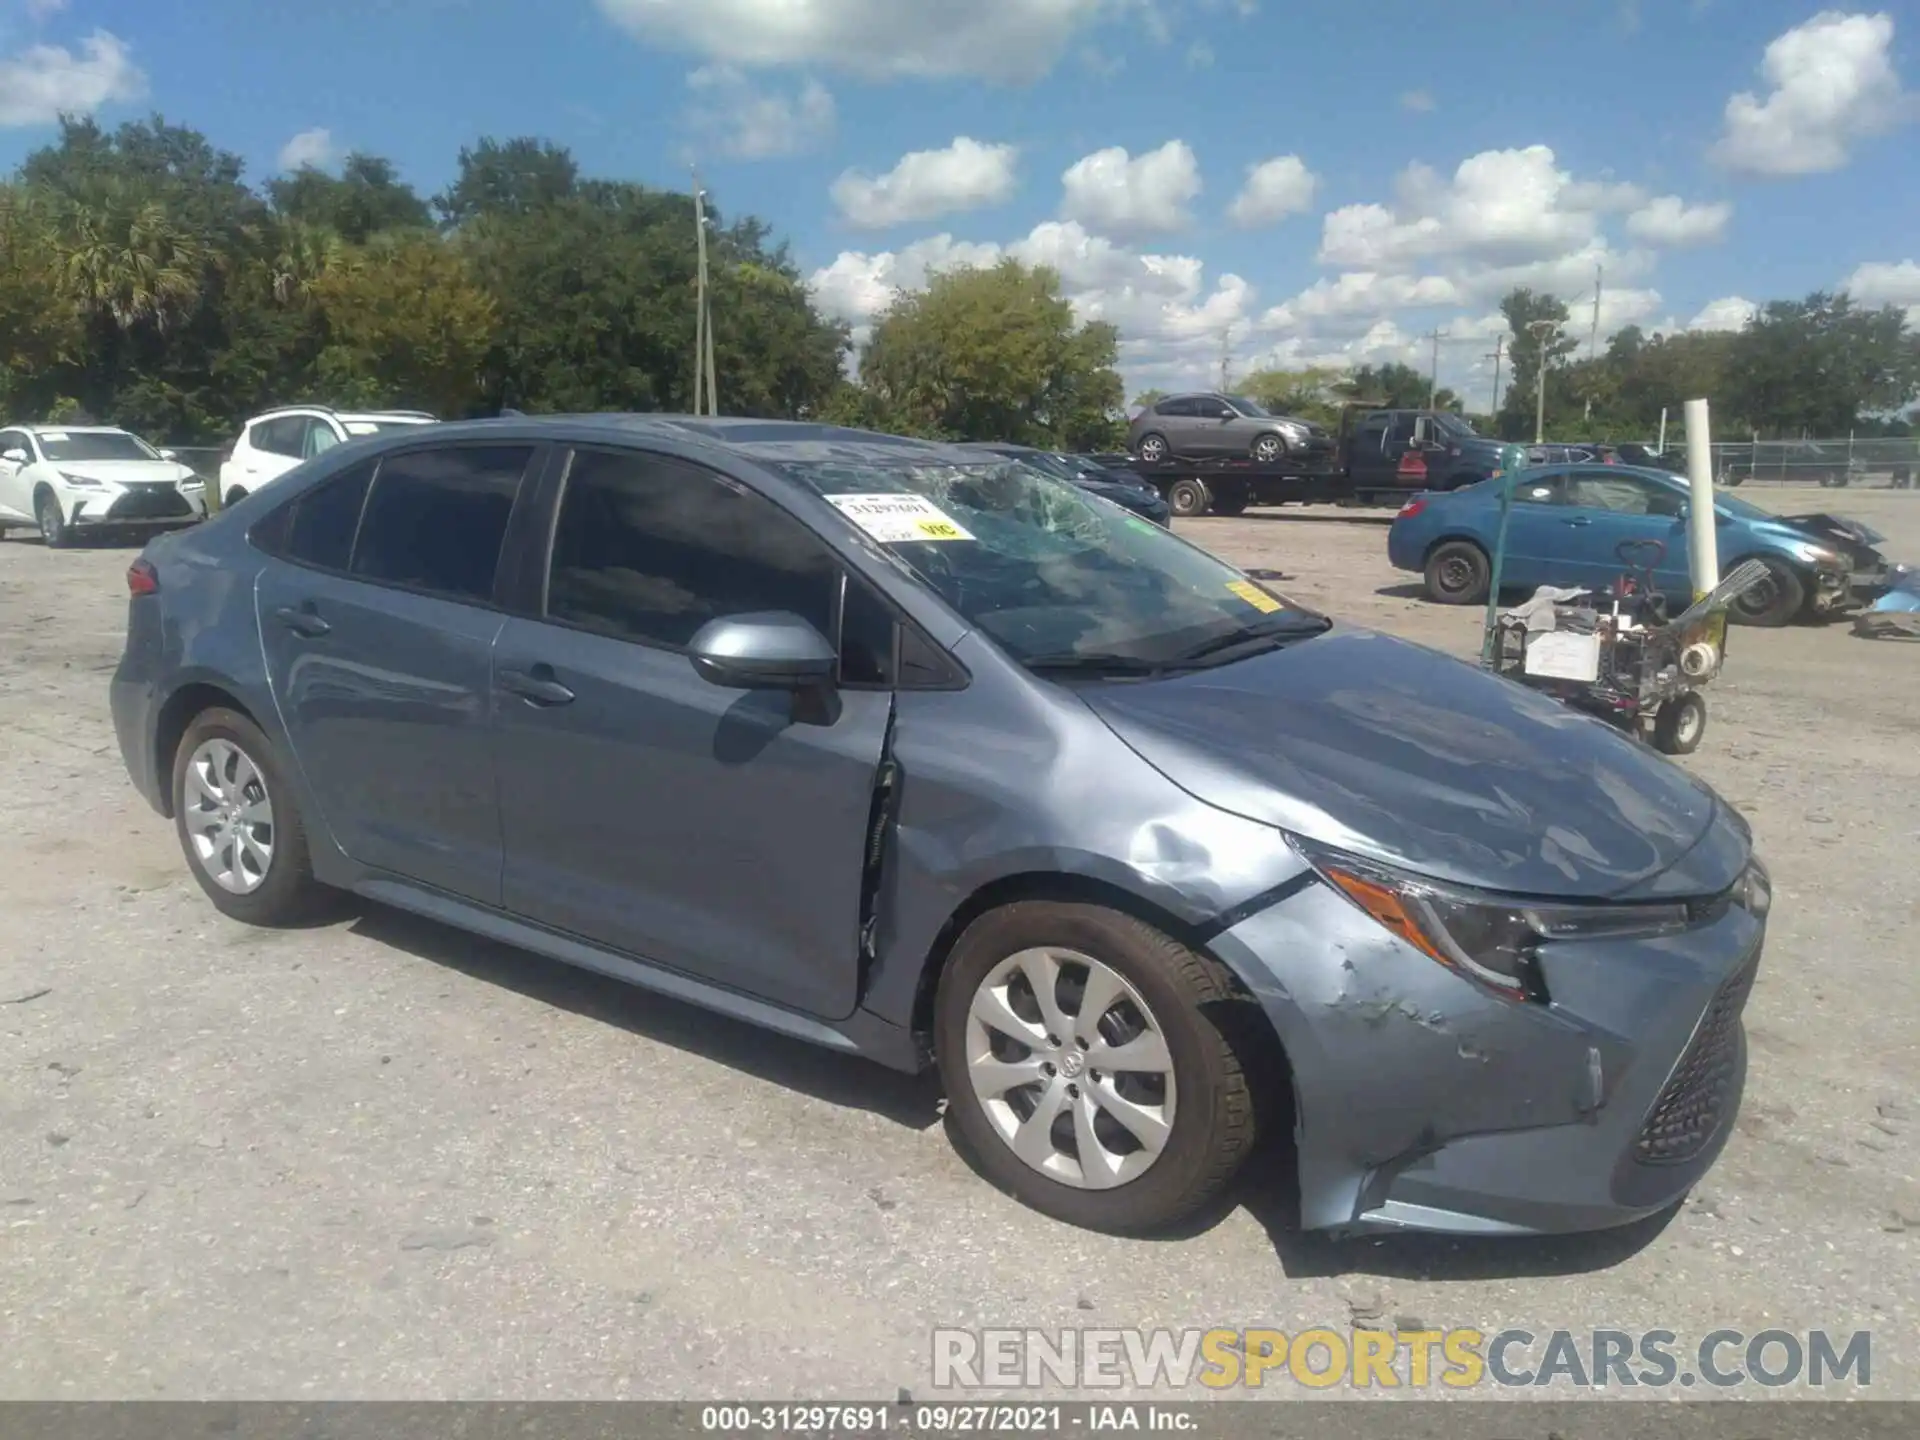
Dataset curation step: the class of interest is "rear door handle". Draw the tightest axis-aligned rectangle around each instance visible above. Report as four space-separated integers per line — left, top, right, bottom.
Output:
274 605 330 637
498 666 575 707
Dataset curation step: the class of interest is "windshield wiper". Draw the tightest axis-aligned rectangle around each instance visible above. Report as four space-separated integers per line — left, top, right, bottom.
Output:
1174 618 1330 664
1024 652 1172 677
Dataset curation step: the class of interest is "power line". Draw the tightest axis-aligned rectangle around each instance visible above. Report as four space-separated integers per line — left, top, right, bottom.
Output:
1421 328 1449 409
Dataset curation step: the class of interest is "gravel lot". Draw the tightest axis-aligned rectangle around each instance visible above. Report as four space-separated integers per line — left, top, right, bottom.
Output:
1 486 1915 1401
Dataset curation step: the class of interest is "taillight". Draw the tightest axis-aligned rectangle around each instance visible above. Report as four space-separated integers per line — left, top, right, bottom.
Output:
1397 498 1427 519
127 559 159 596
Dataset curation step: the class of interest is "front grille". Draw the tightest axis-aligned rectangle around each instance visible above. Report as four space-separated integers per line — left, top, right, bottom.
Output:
106 484 192 520
1633 952 1758 1165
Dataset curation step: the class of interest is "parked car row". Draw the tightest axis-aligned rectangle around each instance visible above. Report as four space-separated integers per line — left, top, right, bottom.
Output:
0 423 208 546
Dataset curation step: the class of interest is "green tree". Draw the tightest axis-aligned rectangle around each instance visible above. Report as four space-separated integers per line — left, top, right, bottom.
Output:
1337 361 1459 412
434 137 580 228
1724 292 1919 437
1235 366 1345 425
1496 288 1578 439
311 235 495 416
860 259 1124 448
268 153 432 244
0 187 83 417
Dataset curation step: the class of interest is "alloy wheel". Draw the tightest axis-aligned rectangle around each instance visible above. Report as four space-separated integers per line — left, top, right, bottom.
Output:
1253 436 1282 463
963 946 1177 1190
183 737 276 894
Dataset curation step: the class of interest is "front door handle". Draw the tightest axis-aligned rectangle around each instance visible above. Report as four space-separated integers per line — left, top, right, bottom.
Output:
274 605 330 638
498 666 575 707
1562 516 1592 526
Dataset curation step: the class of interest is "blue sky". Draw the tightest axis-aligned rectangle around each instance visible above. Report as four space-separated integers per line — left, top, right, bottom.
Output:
3 0 1917 399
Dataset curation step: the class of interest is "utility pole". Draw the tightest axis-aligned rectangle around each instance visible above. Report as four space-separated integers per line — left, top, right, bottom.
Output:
1583 263 1602 422
1486 335 1505 417
1218 328 1232 393
692 170 718 416
1423 328 1448 409
1528 319 1557 445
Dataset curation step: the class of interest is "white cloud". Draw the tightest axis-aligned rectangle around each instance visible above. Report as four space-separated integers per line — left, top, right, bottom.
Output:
1711 10 1911 177
1624 195 1732 247
807 218 1256 383
1400 89 1435 112
595 0 1111 83
0 29 144 127
1185 40 1214 69
684 65 835 158
1059 140 1201 238
1225 155 1317 229
1844 259 1920 323
1318 147 1643 272
276 127 337 171
1260 272 1461 331
831 137 1018 229
1687 296 1759 331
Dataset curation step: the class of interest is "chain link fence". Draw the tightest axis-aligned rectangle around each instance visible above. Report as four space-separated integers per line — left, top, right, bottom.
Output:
1622 437 1918 489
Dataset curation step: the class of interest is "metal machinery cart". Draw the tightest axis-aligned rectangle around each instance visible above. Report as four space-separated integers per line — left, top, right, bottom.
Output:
1478 483 1769 756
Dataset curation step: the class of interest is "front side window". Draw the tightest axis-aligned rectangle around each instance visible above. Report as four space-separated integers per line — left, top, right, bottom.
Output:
774 458 1329 673
252 418 308 458
545 448 840 651
304 423 342 459
34 430 158 463
350 444 531 602
1565 472 1681 517
1432 413 1478 441
1223 395 1271 418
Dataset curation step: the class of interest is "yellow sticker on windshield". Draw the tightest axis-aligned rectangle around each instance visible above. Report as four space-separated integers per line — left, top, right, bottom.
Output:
914 518 968 541
829 493 975 543
1227 579 1283 614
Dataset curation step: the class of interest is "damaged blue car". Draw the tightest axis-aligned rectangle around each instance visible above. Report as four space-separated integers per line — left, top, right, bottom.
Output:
110 416 1770 1239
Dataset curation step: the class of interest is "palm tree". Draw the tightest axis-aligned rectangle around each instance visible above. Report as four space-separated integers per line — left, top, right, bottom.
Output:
52 183 206 334
268 218 346 306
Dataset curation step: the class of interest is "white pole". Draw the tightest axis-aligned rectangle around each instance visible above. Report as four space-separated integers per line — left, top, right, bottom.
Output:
1657 407 1667 454
1684 398 1718 598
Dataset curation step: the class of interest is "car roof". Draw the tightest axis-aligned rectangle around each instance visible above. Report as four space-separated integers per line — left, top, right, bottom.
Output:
359 413 996 468
18 424 128 435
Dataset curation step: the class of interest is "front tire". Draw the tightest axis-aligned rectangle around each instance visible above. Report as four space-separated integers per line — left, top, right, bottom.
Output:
1423 539 1490 604
1251 434 1284 464
35 491 71 548
1728 558 1804 627
171 707 327 925
935 903 1258 1235
1135 433 1170 465
1652 692 1707 755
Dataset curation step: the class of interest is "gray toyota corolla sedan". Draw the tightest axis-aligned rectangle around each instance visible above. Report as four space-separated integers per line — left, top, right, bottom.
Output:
110 415 1770 1238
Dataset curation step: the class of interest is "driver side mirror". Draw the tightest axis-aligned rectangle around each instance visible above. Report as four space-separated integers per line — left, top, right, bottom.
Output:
1217 407 1237 420
688 612 837 691
1 448 27 466
159 448 178 461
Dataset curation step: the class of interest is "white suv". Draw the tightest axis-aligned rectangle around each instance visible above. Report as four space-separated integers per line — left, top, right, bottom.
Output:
218 406 437 505
0 423 208 546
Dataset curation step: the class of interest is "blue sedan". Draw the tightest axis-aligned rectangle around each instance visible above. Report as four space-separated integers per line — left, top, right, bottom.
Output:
1386 463 1892 626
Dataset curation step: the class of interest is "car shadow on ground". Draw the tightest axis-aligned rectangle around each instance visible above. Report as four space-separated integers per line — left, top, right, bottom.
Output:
347 898 1672 1280
345 900 945 1132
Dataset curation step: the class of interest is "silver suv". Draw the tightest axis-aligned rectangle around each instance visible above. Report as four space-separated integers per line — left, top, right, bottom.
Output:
1127 392 1334 467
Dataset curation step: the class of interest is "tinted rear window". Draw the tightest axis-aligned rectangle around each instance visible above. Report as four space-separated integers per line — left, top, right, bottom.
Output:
350 445 532 603
284 460 374 571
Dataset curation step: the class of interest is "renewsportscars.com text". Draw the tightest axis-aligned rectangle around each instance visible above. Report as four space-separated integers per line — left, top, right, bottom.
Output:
931 1327 1873 1391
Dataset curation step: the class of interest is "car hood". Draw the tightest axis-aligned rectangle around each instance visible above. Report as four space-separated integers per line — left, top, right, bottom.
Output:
1078 627 1741 901
48 460 197 485
1763 511 1887 561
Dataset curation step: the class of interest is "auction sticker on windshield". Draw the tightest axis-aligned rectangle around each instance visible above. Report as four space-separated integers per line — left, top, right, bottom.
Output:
830 493 975 543
1227 579 1284 614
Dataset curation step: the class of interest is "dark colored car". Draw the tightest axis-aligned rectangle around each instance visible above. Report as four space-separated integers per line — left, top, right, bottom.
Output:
960 443 1170 525
112 415 1769 1238
1717 441 1865 489
1387 461 1891 626
1126 393 1335 468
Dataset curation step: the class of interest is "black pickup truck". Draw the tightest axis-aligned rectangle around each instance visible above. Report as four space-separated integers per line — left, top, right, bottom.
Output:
1112 407 1529 517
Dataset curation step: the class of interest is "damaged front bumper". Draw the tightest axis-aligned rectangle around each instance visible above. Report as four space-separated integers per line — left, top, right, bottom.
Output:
1209 866 1766 1237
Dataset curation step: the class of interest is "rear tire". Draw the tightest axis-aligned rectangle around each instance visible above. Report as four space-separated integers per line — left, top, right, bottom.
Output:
1423 539 1490 604
934 902 1259 1235
171 706 329 926
1136 433 1170 465
1728 558 1804 627
1167 477 1211 518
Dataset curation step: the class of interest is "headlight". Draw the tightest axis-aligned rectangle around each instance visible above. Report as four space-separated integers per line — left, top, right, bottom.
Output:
58 471 104 488
1733 858 1770 920
1276 422 1308 440
1295 842 1696 1003
179 476 205 490
1794 542 1847 569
